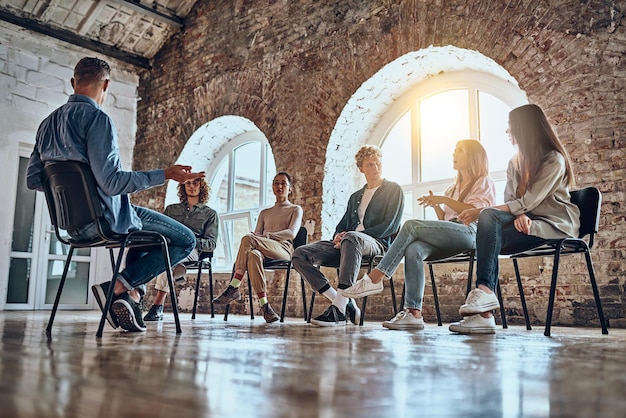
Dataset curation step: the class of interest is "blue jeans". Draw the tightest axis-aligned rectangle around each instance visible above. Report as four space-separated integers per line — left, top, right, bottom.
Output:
69 206 196 290
292 231 385 292
476 208 545 290
375 219 477 310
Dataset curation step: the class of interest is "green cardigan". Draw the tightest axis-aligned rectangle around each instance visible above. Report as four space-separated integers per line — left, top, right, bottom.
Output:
334 179 404 249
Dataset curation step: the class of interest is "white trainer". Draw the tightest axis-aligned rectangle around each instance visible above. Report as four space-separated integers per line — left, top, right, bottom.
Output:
449 314 496 334
459 288 500 316
341 273 383 298
382 310 425 330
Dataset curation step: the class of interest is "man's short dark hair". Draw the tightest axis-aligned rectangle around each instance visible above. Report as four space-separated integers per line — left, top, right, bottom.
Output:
73 57 111 86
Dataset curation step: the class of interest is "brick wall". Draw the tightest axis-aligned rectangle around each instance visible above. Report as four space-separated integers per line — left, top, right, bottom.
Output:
134 0 626 327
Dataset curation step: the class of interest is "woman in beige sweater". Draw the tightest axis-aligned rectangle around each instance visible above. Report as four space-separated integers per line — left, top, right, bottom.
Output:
213 172 303 323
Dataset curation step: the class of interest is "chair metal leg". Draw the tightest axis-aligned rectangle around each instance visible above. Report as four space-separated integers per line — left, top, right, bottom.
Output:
399 282 405 311
465 253 474 297
544 250 562 337
208 261 215 318
46 246 75 335
585 251 608 334
429 264 443 326
466 254 475 296
247 276 254 319
307 293 316 323
300 278 308 322
161 240 181 334
359 296 367 326
192 262 202 320
279 266 291 322
496 280 507 329
224 266 235 321
98 243 128 338
389 276 398 315
512 259 532 330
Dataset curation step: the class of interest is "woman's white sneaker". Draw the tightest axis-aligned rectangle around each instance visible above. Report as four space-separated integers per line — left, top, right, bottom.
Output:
382 310 424 330
341 273 383 298
449 314 496 334
459 288 500 316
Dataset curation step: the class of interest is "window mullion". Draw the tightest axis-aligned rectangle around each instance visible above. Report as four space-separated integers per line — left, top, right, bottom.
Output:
227 149 235 212
469 86 479 139
412 100 422 219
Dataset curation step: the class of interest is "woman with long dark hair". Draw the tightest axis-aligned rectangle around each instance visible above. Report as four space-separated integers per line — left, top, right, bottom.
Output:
451 104 580 334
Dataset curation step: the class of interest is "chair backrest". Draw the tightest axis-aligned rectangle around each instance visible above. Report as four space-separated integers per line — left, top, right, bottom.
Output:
570 187 602 247
293 226 308 249
42 160 105 237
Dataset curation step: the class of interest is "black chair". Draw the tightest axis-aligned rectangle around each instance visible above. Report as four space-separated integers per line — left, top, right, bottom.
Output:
185 251 213 319
42 161 181 337
224 226 309 322
426 250 507 327
307 253 400 326
504 187 608 336
271 226 309 322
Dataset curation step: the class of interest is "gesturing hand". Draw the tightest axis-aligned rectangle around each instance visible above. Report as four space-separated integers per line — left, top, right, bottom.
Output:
417 190 444 207
164 165 205 183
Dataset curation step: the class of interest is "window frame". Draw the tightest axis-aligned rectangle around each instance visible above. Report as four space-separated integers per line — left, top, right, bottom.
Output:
371 70 528 220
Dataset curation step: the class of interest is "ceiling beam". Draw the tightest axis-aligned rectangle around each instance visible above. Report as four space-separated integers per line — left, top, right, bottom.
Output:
0 10 150 69
110 0 185 28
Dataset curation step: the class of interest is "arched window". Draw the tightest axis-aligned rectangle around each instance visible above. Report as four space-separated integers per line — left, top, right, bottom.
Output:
374 71 527 220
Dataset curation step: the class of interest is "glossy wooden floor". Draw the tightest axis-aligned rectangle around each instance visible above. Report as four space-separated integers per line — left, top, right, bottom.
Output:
1 311 625 418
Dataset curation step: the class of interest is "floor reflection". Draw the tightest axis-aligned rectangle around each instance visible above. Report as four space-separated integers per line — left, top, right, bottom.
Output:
0 311 625 417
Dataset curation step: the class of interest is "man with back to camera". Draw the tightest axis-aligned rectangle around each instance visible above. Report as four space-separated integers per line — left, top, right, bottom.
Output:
26 57 204 332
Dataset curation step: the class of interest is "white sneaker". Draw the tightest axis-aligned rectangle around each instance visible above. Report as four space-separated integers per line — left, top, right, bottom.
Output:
459 288 500 316
382 310 424 330
341 273 383 298
449 314 496 334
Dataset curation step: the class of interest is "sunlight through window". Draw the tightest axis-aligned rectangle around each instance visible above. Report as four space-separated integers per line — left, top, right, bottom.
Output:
380 72 527 220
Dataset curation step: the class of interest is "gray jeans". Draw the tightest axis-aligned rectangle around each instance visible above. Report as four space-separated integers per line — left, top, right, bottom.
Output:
292 231 385 292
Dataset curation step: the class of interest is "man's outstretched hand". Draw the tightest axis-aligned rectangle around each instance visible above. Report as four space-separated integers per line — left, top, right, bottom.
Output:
164 165 205 183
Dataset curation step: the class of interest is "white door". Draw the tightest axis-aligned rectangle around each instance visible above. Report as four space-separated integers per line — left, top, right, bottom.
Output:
5 153 95 310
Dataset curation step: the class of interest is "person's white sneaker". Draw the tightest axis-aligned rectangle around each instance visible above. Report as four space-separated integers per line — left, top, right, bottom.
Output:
382 310 425 330
449 314 496 334
341 273 383 298
459 288 500 316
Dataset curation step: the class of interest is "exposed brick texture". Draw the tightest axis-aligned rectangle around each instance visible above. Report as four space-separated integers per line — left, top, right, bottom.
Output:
133 0 626 327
